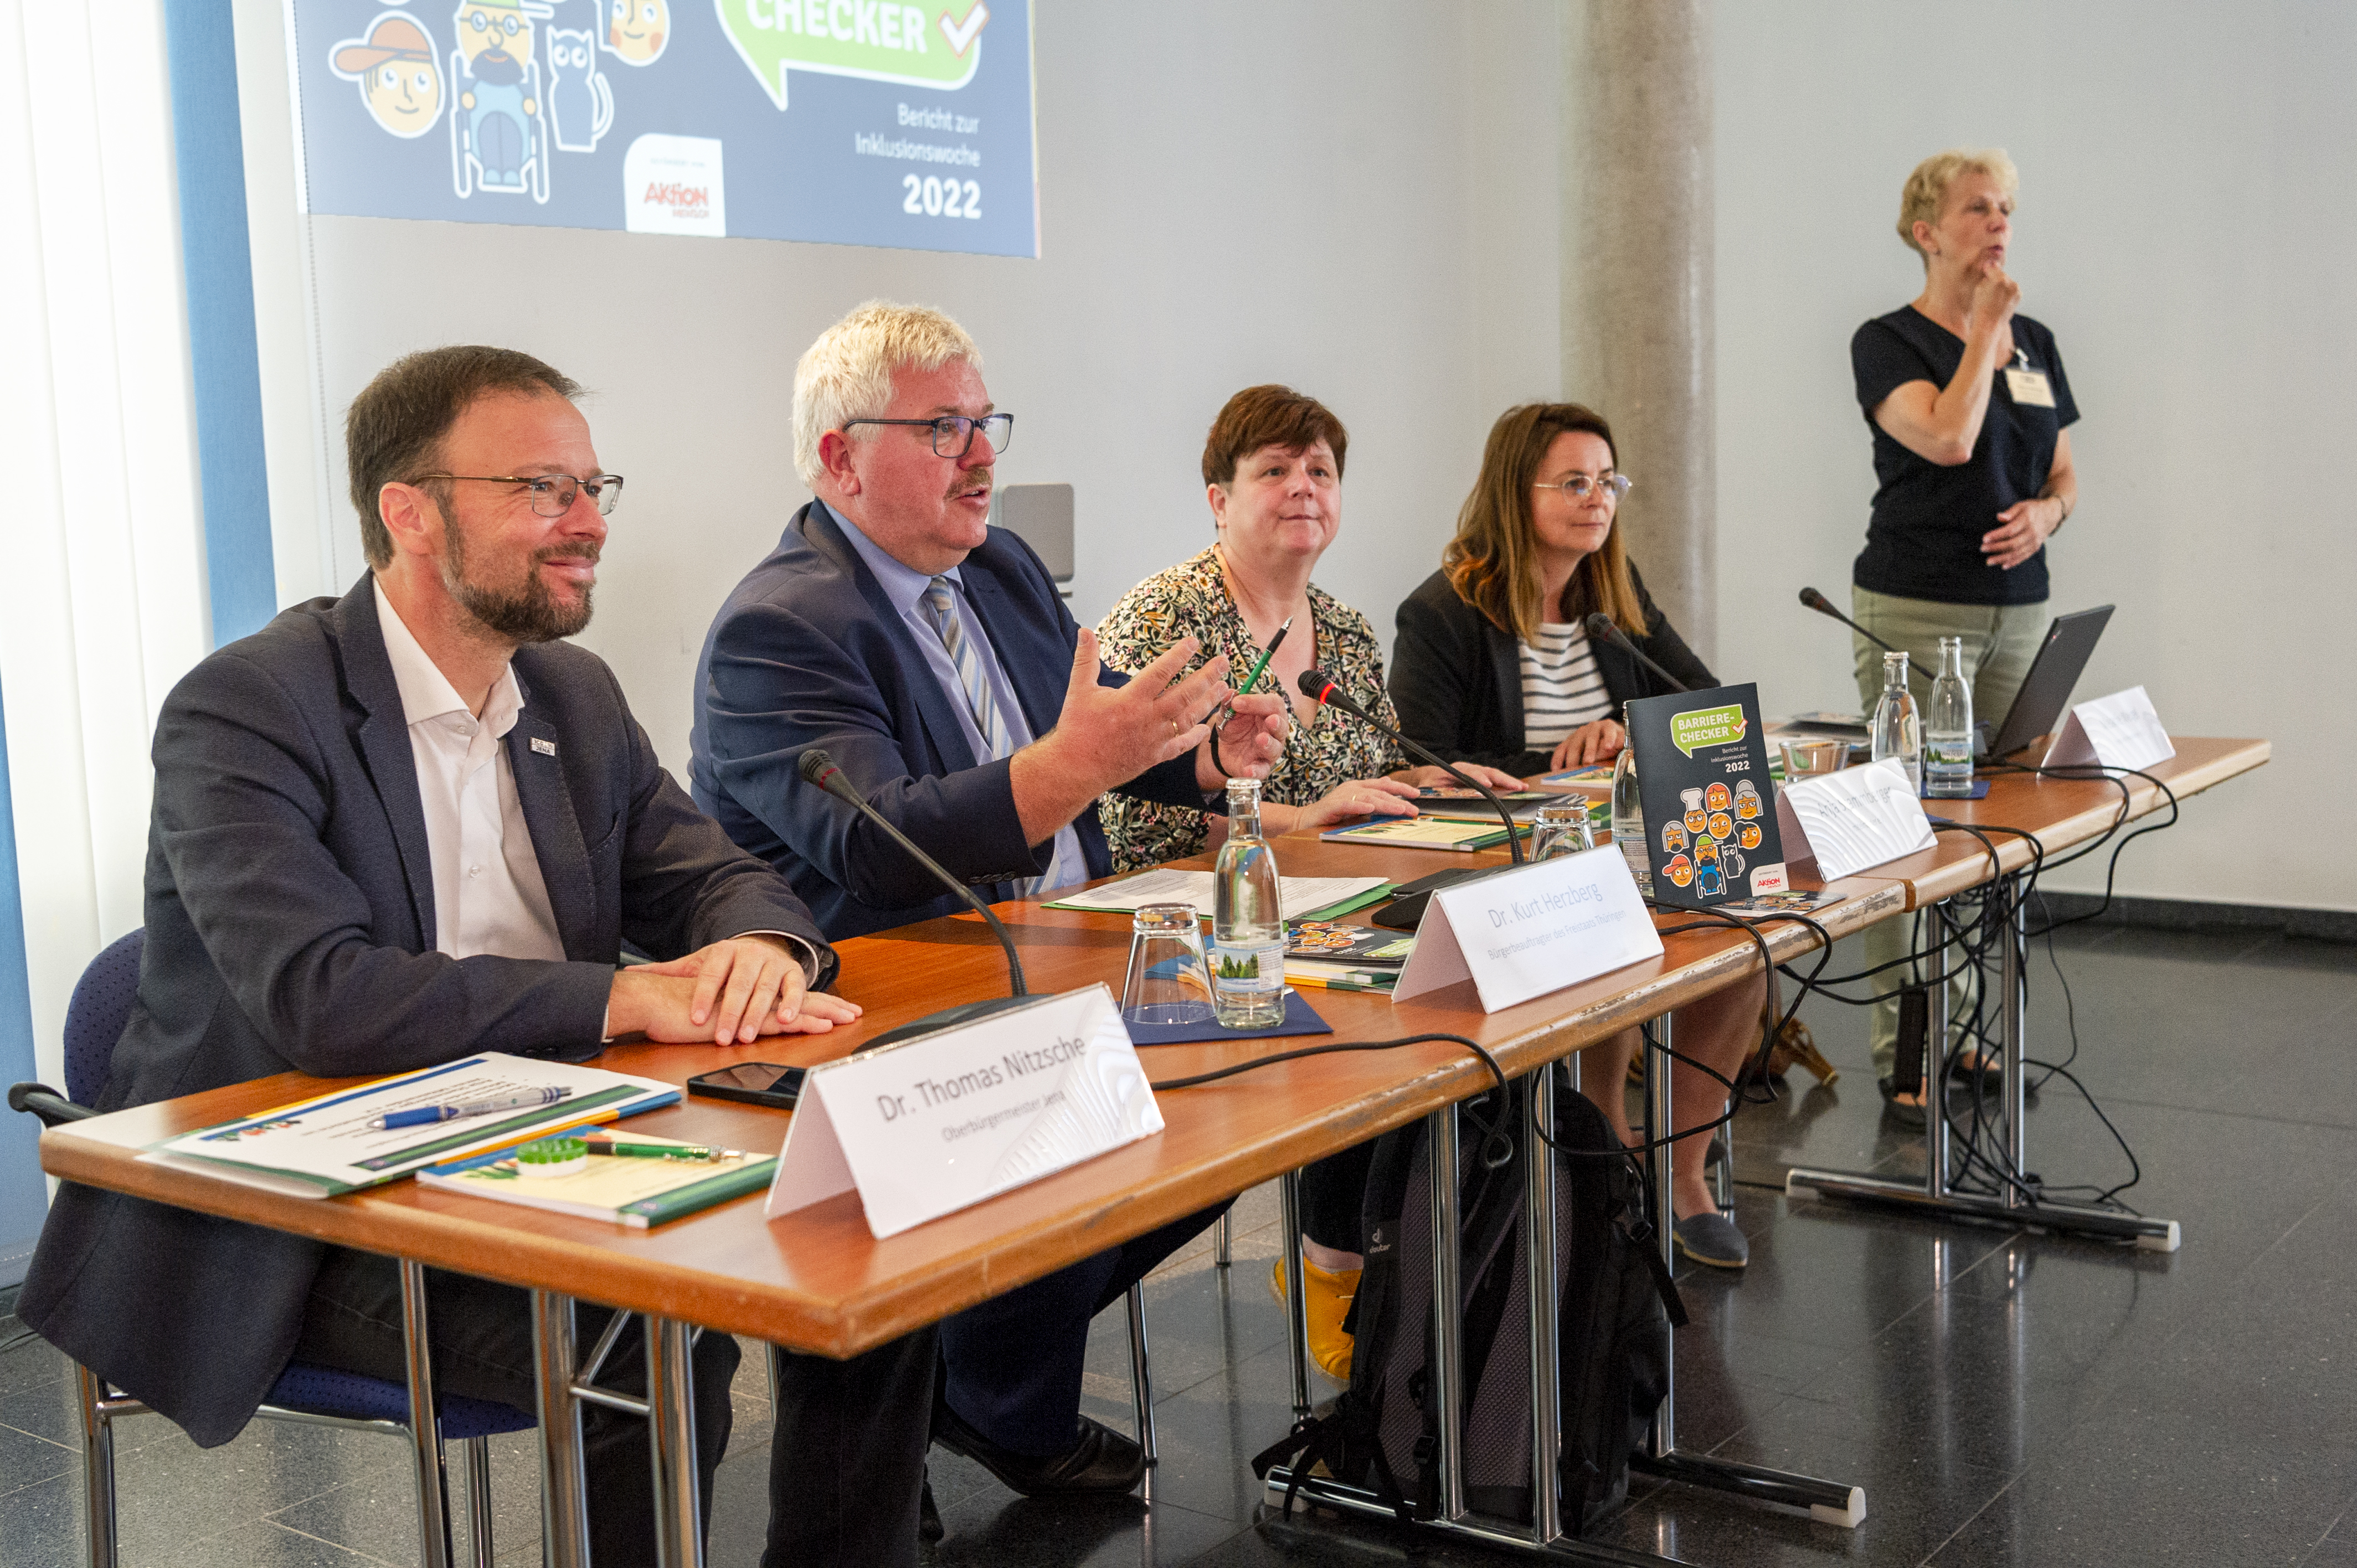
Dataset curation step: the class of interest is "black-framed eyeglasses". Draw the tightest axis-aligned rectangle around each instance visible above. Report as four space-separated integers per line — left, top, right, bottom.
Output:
841 412 1013 459
411 473 624 517
1534 471 1632 501
469 11 522 35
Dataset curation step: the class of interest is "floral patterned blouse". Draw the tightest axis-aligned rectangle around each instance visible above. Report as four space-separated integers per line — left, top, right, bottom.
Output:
1096 546 1406 871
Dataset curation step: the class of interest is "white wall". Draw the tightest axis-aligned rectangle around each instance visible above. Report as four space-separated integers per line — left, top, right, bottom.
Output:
274 3 1562 773
2 0 210 1090
1713 0 2356 913
243 1 2340 912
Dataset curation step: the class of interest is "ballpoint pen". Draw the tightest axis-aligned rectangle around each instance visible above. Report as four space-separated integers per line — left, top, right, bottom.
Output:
1236 615 1292 702
583 1137 738 1161
1204 616 1293 773
367 1086 574 1130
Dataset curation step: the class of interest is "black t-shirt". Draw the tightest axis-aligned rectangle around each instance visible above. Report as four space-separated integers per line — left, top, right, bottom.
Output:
1850 305 2078 606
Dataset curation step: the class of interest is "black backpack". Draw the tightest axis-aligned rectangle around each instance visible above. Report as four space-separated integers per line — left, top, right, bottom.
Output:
1253 1075 1685 1534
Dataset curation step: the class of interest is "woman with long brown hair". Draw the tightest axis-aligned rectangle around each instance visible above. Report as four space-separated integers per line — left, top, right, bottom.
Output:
1390 402 1708 775
1390 402 1754 1268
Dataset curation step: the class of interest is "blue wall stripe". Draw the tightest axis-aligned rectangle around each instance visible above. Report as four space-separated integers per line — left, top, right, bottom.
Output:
165 0 276 647
0 683 44 1290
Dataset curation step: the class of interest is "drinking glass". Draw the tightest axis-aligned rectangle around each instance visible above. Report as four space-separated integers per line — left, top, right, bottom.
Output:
1529 801 1597 860
1120 902 1214 1027
1779 738 1850 780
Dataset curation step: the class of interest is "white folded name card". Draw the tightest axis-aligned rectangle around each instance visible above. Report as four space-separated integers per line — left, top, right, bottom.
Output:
1391 845 1662 1013
1775 759 1936 883
2043 685 2174 773
764 985 1163 1240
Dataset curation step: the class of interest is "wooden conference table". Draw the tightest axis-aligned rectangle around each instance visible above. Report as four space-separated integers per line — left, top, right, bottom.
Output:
36 738 2265 1567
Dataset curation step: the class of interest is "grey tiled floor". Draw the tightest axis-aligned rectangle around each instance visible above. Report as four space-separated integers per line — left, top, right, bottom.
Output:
2 924 2351 1565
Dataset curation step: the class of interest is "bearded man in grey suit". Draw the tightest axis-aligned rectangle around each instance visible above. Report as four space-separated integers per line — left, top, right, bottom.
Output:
21 346 860 1563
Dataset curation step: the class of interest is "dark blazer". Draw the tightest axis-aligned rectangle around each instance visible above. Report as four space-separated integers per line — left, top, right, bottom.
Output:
1389 565 1716 778
21 576 832 1448
689 501 1206 940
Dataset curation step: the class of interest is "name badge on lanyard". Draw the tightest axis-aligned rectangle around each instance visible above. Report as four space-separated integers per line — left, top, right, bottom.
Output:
2004 347 2056 408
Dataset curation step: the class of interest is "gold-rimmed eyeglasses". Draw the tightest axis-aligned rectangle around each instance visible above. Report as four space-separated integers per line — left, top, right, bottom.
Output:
1534 471 1632 501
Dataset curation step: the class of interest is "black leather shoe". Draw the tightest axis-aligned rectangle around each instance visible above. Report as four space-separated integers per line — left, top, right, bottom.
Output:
933 1404 1145 1497
1879 1075 1929 1128
919 1472 944 1543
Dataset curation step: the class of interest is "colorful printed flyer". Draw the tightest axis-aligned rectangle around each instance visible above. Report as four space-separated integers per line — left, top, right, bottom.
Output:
1623 683 1787 908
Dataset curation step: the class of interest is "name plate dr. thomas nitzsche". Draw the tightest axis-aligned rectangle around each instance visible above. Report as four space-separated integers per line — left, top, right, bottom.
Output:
764 986 1163 1239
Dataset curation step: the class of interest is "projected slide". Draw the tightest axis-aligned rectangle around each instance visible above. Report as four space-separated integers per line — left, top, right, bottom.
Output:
294 0 1036 255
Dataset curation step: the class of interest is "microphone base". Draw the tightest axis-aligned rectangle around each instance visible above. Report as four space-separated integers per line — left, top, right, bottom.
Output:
865 994 1036 1049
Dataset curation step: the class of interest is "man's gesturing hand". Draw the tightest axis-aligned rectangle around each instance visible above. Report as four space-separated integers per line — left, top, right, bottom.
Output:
608 935 864 1045
1041 630 1232 786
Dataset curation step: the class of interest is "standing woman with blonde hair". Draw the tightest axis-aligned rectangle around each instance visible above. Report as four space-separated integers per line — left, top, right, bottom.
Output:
1850 148 2081 1122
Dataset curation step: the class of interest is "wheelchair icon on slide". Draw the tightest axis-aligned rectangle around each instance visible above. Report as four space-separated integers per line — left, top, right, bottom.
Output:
449 48 549 201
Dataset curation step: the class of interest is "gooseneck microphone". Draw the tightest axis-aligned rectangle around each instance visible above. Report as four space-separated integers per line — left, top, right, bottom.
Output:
1798 587 1895 654
1295 669 1525 865
799 749 1033 1045
1796 589 1931 692
1582 613 1692 695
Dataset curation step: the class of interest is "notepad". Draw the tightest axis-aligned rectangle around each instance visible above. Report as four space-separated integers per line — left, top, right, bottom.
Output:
139 1054 680 1198
418 1131 778 1228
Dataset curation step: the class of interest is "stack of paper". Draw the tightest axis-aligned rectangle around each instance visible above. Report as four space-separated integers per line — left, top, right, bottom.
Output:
1044 870 1393 922
1320 818 1521 853
1411 787 1565 823
1283 920 1414 992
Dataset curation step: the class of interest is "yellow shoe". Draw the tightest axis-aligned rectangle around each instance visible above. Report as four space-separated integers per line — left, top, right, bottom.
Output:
1270 1257 1360 1381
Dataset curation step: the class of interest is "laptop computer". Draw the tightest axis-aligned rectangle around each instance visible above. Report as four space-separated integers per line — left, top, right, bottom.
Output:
1983 605 2114 759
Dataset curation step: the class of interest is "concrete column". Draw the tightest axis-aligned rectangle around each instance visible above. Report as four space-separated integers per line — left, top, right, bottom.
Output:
1560 0 1715 663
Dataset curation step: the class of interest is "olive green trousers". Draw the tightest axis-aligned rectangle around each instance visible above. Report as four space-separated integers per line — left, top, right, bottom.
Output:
1851 587 2048 1077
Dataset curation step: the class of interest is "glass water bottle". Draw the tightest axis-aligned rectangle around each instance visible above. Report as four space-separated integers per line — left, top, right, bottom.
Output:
1923 637 1975 798
1211 778 1285 1028
1870 651 1922 795
1609 706 1650 895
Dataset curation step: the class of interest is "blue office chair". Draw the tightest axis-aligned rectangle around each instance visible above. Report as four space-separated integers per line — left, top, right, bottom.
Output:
11 931 533 1568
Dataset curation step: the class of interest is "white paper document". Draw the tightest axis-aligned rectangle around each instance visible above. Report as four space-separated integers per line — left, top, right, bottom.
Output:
765 986 1163 1239
1775 760 1937 882
1044 869 1388 922
140 1053 681 1198
2043 686 2175 773
1390 847 1662 1013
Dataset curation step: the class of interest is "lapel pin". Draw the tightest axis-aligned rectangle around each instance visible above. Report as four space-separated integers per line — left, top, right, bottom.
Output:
531 737 557 756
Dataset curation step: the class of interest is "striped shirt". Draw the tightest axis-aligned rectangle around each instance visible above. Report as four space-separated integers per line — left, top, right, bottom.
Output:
1520 622 1614 752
